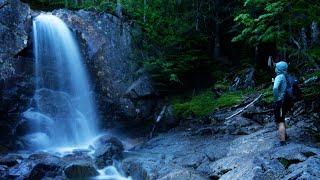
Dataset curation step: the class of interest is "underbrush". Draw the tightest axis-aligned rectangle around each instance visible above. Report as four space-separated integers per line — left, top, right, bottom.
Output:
172 69 320 119
172 90 248 118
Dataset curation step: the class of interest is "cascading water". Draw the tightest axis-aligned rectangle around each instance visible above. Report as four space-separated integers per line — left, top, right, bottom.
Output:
26 14 98 150
21 14 131 180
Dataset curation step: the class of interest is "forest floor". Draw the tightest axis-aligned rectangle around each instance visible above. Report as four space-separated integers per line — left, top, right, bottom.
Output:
122 99 320 179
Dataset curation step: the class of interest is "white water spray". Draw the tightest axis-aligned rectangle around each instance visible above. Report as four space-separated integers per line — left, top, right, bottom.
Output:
28 14 98 149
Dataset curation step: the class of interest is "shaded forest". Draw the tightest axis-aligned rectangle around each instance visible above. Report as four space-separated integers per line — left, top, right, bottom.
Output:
23 0 320 117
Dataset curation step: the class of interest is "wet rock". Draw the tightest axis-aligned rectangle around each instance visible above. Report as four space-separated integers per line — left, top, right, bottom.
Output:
7 152 96 179
218 156 284 180
16 109 54 137
61 152 94 167
122 157 165 180
28 163 62 179
269 144 320 164
32 88 78 120
28 152 61 165
122 155 205 180
192 127 218 136
19 132 50 149
174 153 207 168
284 156 320 179
64 163 99 179
157 105 178 131
8 160 34 179
227 127 278 156
0 165 8 179
158 169 207 180
92 136 124 169
125 75 154 99
53 9 157 125
0 0 34 150
0 154 23 167
14 119 30 136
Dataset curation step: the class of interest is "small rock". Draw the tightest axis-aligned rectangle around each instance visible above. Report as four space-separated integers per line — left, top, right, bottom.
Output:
92 136 124 169
0 154 23 167
64 163 99 179
0 165 8 179
158 169 207 180
28 163 62 179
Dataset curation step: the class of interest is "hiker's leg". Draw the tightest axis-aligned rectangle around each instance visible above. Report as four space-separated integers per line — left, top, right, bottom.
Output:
279 122 286 141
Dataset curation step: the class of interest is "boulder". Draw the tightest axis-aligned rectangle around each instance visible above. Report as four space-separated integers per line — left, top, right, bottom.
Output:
121 157 161 180
8 160 34 179
28 163 62 179
32 88 79 120
16 109 54 136
125 75 154 99
284 156 320 179
64 163 99 179
19 132 50 149
92 136 124 169
61 153 94 167
0 165 8 179
0 154 23 167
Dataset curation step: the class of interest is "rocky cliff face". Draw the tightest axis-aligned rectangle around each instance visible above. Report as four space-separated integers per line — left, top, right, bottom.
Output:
53 9 159 127
0 0 160 150
0 0 34 151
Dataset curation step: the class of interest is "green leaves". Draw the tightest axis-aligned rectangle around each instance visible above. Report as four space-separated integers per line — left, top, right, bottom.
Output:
233 0 289 46
234 0 320 52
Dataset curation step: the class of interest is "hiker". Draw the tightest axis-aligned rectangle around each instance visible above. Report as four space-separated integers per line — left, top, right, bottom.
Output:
273 61 289 145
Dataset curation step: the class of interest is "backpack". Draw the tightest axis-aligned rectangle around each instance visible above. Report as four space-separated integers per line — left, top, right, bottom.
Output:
285 74 302 108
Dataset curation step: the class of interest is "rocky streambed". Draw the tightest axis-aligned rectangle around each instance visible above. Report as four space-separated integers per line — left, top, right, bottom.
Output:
3 101 319 180
120 102 320 180
0 134 129 179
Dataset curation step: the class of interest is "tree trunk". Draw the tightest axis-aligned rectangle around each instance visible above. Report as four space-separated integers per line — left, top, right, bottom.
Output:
143 0 147 23
195 0 201 31
64 0 68 7
212 0 221 59
116 0 122 18
254 46 258 64
311 21 319 46
213 19 220 59
301 27 308 49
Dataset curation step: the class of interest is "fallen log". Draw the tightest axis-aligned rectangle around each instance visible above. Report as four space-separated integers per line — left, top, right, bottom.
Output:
225 94 263 120
149 106 167 139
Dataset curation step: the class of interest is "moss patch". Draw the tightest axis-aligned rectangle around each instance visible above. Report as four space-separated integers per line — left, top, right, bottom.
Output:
172 90 245 118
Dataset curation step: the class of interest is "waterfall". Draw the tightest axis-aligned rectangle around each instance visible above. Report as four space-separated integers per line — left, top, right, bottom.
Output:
25 14 98 150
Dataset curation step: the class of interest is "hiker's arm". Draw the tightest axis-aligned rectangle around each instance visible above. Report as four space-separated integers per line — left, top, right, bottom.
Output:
273 76 281 101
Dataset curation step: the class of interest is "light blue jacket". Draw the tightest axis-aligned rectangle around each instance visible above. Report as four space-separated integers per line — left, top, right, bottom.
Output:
273 61 288 102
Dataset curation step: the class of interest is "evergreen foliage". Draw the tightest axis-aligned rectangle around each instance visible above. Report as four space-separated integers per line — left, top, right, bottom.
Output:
234 0 320 65
26 0 320 97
